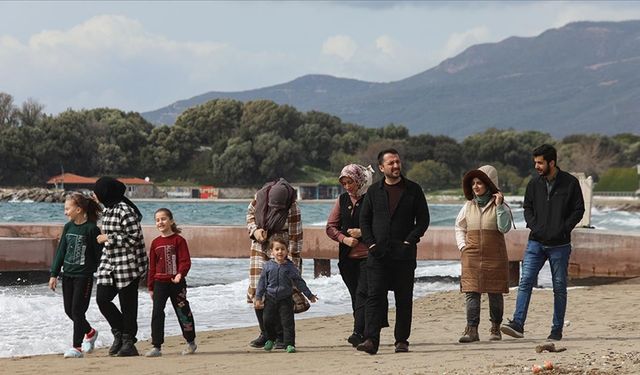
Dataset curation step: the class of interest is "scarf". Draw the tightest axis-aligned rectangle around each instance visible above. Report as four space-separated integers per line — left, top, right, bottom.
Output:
93 176 143 220
338 164 374 198
474 191 493 207
254 178 295 233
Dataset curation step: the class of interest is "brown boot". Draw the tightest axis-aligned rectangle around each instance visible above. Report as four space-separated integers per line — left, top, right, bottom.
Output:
489 323 502 341
458 325 479 343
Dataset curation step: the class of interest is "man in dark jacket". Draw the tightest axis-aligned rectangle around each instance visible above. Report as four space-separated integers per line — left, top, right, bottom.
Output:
501 144 584 341
356 149 430 354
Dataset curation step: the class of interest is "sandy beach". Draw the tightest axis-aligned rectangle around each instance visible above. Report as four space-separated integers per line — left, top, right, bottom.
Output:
4 279 640 375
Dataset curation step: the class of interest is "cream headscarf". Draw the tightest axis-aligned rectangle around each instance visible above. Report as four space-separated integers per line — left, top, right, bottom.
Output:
339 164 375 198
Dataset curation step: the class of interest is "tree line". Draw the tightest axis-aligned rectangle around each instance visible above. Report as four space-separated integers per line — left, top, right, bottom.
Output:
1 92 638 192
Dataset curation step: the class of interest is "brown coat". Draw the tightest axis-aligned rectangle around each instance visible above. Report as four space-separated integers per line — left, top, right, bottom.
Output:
459 200 509 293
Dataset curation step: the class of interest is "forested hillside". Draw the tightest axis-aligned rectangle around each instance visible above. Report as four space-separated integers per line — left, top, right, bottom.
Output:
1 93 638 191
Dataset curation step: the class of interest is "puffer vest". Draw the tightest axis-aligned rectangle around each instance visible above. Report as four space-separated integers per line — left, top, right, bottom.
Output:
460 200 509 294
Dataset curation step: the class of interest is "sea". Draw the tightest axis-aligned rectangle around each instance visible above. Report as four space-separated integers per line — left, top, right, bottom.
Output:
1 200 638 358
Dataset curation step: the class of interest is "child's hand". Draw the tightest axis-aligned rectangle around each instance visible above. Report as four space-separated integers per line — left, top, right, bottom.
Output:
97 234 108 244
309 295 318 303
254 299 264 310
172 273 182 283
48 277 57 291
149 290 154 299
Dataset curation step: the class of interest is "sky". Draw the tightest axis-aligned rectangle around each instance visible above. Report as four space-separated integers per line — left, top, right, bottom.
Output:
2 1 640 114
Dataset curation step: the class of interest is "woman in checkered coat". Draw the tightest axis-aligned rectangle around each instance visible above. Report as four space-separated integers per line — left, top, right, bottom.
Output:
93 177 148 357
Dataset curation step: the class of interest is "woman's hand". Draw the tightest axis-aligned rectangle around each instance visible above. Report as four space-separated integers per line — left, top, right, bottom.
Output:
494 191 504 205
172 273 182 283
254 228 267 243
347 228 361 238
97 234 109 244
343 237 359 247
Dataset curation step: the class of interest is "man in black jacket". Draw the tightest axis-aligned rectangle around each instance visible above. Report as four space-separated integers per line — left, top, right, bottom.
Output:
502 144 584 341
356 149 430 354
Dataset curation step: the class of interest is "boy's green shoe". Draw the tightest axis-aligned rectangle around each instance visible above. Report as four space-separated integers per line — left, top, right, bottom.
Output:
286 345 296 353
263 340 274 351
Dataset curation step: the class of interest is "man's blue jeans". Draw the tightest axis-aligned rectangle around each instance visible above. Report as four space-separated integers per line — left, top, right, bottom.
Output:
512 240 572 333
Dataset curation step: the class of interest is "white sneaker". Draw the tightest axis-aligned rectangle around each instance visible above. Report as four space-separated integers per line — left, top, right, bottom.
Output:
81 329 98 353
181 342 197 355
145 347 162 357
64 348 83 358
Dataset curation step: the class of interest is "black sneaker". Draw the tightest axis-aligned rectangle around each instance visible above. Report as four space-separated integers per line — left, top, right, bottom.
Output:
547 330 563 341
249 334 267 348
500 320 524 338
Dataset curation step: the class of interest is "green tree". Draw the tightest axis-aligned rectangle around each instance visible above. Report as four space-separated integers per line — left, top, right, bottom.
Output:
210 138 257 185
407 160 455 191
175 99 243 154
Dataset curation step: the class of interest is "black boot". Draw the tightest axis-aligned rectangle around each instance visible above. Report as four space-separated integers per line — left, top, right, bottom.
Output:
117 333 139 357
108 329 122 356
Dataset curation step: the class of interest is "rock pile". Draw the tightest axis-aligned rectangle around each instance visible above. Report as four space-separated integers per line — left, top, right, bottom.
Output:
0 188 67 203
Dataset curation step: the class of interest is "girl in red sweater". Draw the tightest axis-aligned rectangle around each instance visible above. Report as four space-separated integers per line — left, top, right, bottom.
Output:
145 208 196 357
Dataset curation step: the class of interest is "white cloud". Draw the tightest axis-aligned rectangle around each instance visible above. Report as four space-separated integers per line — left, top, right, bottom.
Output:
0 14 301 112
375 35 395 56
322 35 358 61
440 26 490 60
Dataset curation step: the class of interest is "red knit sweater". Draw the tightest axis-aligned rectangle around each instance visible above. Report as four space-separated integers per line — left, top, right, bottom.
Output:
148 233 191 291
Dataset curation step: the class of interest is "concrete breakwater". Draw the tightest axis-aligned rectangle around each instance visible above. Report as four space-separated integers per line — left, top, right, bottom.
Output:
0 188 66 203
2 224 639 282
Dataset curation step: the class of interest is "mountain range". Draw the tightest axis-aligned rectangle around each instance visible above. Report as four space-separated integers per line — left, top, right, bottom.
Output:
141 20 640 139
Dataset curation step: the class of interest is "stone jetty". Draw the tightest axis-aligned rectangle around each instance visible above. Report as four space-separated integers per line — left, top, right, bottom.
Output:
0 188 67 203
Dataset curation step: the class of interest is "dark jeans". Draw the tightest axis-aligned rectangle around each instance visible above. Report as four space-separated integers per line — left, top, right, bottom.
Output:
96 278 139 339
62 275 94 348
512 240 572 332
263 296 295 346
365 255 416 346
338 257 368 335
151 280 196 348
465 292 503 327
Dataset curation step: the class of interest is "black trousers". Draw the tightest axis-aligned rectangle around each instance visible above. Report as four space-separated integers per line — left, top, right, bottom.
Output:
338 257 368 335
96 278 139 339
263 296 295 347
151 280 196 348
62 275 94 348
465 292 503 327
365 256 416 346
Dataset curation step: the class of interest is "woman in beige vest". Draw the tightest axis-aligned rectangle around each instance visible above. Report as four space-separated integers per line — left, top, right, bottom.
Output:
455 165 513 342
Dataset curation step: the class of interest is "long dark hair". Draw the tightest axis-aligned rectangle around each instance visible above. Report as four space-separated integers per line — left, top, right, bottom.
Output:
155 208 181 234
67 192 101 223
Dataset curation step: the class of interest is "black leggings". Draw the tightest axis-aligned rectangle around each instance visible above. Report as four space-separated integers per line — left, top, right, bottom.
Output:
62 276 94 348
151 280 196 347
96 278 139 339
